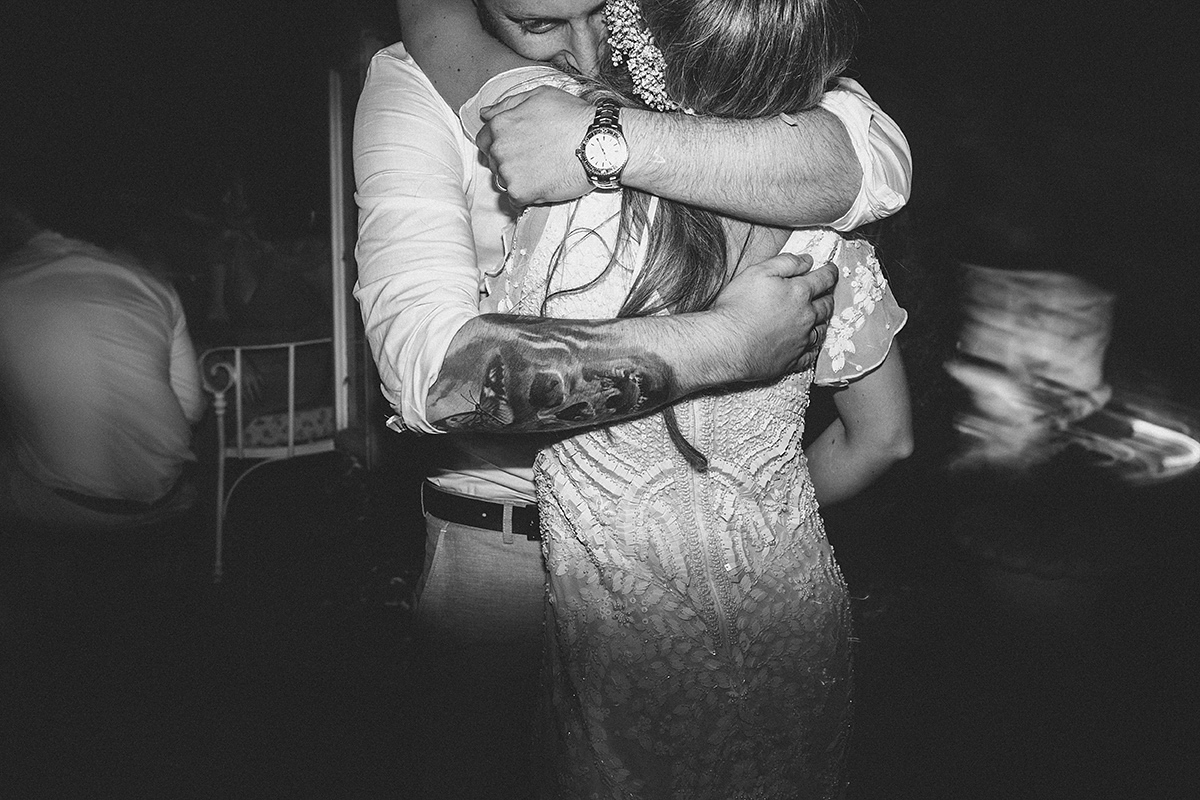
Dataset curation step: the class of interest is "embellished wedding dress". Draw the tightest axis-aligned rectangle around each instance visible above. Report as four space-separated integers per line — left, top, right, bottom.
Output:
493 193 906 800
466 68 907 800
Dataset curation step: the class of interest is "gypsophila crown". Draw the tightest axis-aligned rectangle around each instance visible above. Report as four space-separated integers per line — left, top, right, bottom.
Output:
605 0 677 111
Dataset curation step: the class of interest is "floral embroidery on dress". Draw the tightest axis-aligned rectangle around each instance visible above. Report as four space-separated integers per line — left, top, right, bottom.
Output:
817 237 908 384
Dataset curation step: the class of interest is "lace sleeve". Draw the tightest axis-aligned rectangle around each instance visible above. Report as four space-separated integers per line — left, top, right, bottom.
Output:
813 236 908 387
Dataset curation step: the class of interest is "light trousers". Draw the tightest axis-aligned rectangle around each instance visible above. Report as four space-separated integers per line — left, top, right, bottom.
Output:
412 514 547 800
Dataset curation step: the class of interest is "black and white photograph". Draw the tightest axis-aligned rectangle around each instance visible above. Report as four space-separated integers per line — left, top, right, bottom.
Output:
2 1 1195 797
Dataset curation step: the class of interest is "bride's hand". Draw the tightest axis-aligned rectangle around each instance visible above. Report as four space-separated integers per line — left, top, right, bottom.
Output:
477 86 596 205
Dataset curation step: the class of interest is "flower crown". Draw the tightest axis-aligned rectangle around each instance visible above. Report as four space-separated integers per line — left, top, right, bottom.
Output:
605 0 677 111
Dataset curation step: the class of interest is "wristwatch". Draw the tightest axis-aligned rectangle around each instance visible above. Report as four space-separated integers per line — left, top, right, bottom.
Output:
575 100 628 191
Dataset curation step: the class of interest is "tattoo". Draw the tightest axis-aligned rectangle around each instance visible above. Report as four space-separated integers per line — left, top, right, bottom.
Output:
431 317 676 433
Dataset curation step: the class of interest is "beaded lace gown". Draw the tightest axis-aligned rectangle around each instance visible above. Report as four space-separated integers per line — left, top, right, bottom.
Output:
465 68 906 800
492 193 907 800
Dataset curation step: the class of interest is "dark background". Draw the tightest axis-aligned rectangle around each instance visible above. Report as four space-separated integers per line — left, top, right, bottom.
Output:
2 2 1198 797
4 0 1195 360
3 0 398 239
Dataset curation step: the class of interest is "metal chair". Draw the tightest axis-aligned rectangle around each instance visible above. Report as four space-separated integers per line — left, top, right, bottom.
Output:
200 338 336 582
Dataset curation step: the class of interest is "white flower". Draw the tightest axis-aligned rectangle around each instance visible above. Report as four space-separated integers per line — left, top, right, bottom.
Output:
605 0 676 111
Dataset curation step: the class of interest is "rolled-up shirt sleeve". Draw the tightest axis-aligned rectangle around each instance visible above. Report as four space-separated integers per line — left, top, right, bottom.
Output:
818 77 913 231
353 46 481 434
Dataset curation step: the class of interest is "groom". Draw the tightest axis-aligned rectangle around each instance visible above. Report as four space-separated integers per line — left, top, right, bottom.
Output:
353 0 911 795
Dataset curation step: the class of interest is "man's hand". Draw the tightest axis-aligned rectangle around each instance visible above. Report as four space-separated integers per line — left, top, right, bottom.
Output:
477 86 595 204
708 253 837 382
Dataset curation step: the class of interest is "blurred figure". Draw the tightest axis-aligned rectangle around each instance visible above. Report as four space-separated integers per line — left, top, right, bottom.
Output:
946 262 1200 484
946 263 1115 470
0 204 205 533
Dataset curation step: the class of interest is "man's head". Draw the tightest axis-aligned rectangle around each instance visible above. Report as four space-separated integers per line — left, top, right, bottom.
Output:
474 0 608 76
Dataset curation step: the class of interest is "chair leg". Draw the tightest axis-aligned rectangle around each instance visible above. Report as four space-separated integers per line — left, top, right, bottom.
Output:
213 402 227 584
213 485 225 583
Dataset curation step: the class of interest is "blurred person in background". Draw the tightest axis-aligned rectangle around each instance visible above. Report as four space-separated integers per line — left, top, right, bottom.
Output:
0 201 205 534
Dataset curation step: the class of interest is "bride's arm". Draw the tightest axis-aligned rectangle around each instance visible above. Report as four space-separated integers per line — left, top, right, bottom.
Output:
397 0 534 109
806 350 913 507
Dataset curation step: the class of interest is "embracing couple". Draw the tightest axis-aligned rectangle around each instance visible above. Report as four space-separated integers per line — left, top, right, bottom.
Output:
354 0 913 797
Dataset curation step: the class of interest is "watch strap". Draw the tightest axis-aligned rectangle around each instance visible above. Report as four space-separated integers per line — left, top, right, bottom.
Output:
592 99 620 131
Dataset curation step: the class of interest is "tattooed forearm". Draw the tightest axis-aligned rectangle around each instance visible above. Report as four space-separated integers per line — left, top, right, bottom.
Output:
429 315 679 433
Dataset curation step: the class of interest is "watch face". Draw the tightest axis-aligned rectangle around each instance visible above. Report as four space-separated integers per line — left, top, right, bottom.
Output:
583 131 627 173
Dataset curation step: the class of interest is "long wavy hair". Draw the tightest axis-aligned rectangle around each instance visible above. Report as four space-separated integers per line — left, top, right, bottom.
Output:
615 0 857 318
545 0 858 466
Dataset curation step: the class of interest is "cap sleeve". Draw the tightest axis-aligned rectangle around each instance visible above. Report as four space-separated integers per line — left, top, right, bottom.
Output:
459 66 578 143
814 236 908 387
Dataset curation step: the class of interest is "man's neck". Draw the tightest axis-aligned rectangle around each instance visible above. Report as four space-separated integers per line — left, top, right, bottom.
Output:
400 4 535 110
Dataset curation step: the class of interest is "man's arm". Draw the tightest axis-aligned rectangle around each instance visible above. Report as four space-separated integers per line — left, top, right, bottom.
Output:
426 253 833 432
624 107 860 226
399 0 908 228
353 45 484 433
478 83 911 228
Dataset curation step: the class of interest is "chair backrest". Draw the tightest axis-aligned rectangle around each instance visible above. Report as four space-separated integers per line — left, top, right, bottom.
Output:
200 338 336 460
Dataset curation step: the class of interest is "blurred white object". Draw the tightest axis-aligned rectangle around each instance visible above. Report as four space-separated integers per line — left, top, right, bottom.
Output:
949 263 1115 469
947 263 1200 484
1070 390 1200 486
956 263 1115 417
